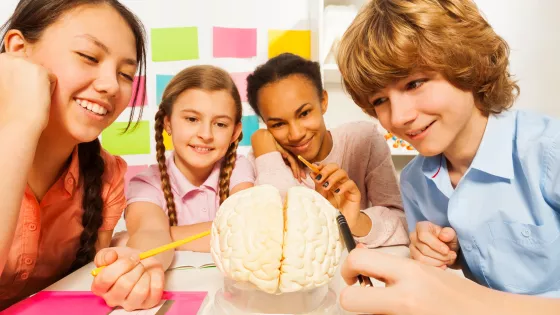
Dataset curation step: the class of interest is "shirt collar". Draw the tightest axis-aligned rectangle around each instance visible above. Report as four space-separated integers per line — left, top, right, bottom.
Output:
422 111 515 181
168 151 221 198
470 111 515 179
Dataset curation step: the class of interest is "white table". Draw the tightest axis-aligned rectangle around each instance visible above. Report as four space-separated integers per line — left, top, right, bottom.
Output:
44 246 412 314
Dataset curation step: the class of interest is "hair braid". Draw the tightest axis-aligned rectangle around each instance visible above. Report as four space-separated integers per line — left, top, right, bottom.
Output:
218 133 242 204
155 108 178 226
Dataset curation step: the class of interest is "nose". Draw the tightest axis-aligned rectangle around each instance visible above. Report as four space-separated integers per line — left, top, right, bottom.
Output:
389 94 417 129
287 121 305 143
93 67 119 99
197 121 214 142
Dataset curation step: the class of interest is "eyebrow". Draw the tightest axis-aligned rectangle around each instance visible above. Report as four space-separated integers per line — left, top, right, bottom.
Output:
180 109 234 121
267 103 310 122
75 34 137 66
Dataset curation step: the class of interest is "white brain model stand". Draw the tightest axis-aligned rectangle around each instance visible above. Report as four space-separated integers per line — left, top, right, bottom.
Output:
210 185 344 314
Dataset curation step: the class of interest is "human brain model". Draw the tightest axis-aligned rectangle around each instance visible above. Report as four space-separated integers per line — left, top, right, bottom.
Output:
210 185 343 294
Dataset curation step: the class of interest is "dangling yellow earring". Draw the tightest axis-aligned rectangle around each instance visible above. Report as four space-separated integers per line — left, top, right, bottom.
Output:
167 131 171 136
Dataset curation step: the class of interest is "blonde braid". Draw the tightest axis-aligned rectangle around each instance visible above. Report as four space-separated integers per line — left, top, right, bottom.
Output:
154 108 178 226
218 133 242 204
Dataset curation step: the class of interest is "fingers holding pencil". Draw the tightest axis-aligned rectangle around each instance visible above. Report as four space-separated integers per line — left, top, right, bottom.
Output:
90 231 209 310
91 246 164 311
91 230 210 276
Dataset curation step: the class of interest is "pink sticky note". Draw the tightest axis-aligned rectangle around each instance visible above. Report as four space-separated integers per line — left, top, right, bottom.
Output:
230 72 249 102
213 27 257 58
161 291 208 315
2 291 112 315
124 165 149 195
128 75 147 107
3 291 208 315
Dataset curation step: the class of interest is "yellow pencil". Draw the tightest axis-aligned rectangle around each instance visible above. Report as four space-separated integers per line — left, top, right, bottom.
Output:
90 230 211 276
297 155 320 174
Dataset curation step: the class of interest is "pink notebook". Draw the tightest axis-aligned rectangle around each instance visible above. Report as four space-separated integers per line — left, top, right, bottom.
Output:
2 291 208 315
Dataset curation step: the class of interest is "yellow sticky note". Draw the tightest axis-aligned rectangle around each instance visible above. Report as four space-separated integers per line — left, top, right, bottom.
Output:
268 30 311 59
163 131 174 150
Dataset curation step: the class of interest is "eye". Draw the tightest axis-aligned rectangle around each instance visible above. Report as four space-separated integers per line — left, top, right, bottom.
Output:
186 117 198 123
300 109 311 117
406 79 427 90
120 73 134 81
271 122 284 128
77 52 98 63
216 122 228 128
370 97 388 107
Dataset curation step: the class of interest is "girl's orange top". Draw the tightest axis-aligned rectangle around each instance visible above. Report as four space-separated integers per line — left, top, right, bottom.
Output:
0 147 127 310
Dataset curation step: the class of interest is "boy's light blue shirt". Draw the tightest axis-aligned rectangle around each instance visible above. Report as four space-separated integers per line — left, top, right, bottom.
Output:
400 109 560 296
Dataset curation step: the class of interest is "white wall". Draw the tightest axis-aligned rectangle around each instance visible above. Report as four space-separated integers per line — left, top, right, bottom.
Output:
475 0 560 116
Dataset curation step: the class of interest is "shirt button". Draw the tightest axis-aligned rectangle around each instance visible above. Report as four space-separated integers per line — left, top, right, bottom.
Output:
28 224 37 231
24 258 33 265
464 244 473 251
67 177 74 185
202 208 207 212
522 229 531 237
21 272 29 280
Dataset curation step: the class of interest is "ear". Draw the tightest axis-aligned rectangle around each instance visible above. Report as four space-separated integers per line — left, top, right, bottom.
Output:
163 115 172 135
3 29 30 56
231 123 242 144
320 90 329 114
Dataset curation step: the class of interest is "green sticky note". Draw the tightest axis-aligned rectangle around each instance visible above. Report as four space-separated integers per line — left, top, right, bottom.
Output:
151 27 199 61
101 121 150 155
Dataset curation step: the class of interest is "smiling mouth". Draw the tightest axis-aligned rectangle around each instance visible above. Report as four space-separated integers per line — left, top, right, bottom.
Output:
189 145 214 153
406 121 435 137
75 98 108 116
290 138 313 150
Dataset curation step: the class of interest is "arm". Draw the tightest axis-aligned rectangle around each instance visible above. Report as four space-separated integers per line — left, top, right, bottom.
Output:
0 53 55 275
0 124 41 275
125 202 174 270
169 222 212 252
356 132 409 248
250 129 305 194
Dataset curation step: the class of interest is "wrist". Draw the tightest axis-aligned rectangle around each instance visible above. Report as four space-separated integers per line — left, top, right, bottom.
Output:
0 121 43 145
351 211 372 237
251 130 279 157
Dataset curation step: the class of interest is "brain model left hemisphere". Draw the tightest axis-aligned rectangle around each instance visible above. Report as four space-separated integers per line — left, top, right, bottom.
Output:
210 185 343 294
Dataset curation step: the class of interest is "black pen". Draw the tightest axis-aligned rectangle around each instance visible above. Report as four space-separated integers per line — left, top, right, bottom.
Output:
336 210 373 287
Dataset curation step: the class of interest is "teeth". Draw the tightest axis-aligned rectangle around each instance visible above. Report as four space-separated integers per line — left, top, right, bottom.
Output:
192 146 212 152
408 125 429 136
75 99 108 116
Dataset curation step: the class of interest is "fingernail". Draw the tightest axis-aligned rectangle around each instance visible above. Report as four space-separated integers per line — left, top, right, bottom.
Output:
129 255 139 263
335 188 340 193
323 181 329 188
315 174 322 181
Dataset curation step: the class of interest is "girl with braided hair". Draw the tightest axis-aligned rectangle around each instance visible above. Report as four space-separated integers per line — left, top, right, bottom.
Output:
122 65 255 253
0 0 154 311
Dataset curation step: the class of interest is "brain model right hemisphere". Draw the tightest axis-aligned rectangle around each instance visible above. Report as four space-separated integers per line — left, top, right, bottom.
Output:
210 185 343 294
